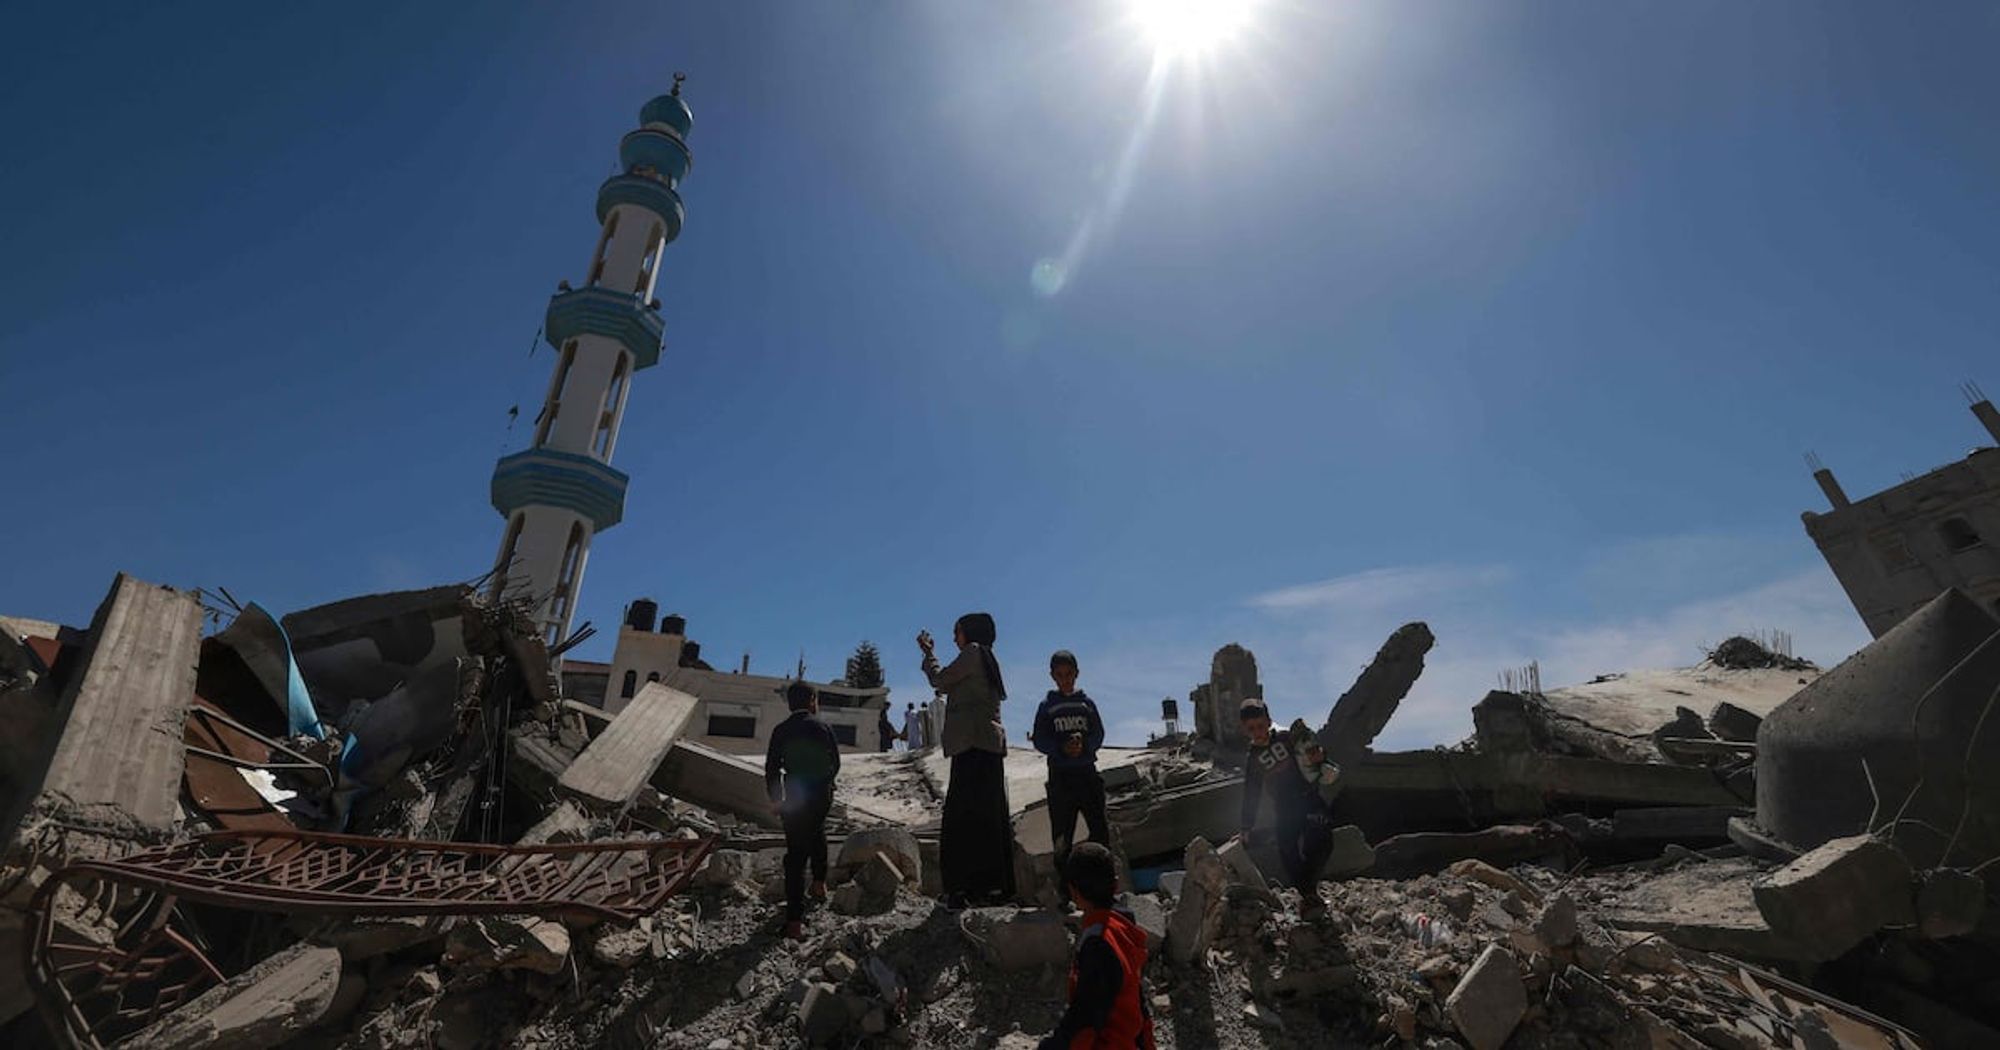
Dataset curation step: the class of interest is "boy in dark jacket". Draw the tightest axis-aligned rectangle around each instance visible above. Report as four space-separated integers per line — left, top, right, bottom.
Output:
1039 842 1156 1050
1236 701 1335 918
765 681 842 940
1032 650 1109 894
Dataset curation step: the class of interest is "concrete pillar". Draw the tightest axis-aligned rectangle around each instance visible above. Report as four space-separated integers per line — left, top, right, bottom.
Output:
1813 467 1851 509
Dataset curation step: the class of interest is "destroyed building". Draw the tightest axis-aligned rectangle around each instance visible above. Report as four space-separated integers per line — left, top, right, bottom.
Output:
1805 388 2000 637
603 599 892 752
7 567 2000 1050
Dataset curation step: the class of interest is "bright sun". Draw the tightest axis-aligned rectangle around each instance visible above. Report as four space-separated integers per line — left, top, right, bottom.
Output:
1126 0 1257 58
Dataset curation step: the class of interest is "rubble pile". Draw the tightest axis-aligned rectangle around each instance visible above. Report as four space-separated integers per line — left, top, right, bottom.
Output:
4 576 1999 1047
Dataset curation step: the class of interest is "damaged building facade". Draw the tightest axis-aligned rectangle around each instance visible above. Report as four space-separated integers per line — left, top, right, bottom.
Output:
602 599 891 753
1805 390 2000 637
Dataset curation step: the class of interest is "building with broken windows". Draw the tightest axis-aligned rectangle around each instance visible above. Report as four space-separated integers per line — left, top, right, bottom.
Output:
600 599 891 753
1803 392 2000 637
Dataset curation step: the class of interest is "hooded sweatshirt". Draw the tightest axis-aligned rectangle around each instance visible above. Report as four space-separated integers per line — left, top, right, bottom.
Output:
1031 689 1106 772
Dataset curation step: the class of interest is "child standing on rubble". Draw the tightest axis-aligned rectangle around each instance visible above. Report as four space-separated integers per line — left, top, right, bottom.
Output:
1235 701 1335 918
766 681 841 941
1032 649 1109 900
1036 841 1157 1050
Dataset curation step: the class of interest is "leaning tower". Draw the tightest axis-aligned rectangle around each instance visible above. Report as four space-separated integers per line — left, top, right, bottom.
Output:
489 78 695 645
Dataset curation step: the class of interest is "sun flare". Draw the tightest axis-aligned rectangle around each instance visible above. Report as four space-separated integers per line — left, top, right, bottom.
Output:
1126 0 1258 58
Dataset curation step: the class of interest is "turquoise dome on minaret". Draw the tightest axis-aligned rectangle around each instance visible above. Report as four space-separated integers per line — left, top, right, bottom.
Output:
640 74 694 138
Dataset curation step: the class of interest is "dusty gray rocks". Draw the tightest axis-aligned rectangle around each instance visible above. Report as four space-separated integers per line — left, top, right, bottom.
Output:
129 943 342 1050
1445 944 1528 1050
1752 835 1915 960
442 916 571 975
965 909 1071 970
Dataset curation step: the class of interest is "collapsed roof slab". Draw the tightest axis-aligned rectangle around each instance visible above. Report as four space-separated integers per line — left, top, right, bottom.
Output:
557 682 698 813
2 573 201 847
1319 622 1434 765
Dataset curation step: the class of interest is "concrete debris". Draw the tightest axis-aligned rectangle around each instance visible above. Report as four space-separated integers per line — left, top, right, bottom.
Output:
1446 944 1527 1050
5 571 1993 1048
1915 867 1986 940
1707 701 1764 742
1752 835 1916 961
1318 621 1435 765
128 943 341 1050
443 915 572 975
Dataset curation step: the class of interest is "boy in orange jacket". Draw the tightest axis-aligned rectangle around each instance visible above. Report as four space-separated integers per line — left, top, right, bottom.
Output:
1038 842 1156 1050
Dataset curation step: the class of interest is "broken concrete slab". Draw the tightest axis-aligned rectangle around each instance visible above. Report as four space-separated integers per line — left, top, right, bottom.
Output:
1756 588 2000 869
967 909 1071 970
128 942 341 1050
1915 868 1985 940
1318 622 1433 765
443 916 571 975
1753 835 1916 960
1445 944 1526 1050
1372 825 1571 879
558 682 698 813
282 583 471 709
5 574 201 847
1707 702 1763 742
1471 690 1549 754
1168 836 1230 965
832 827 921 887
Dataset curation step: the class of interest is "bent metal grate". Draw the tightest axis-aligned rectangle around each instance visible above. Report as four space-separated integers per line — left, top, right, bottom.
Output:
29 829 717 1048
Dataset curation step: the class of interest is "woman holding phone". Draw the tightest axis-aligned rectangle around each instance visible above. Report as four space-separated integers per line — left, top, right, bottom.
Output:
919 612 1016 908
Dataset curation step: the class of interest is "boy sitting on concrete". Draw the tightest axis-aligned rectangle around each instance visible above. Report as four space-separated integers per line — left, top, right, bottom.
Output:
1038 842 1157 1050
765 681 841 941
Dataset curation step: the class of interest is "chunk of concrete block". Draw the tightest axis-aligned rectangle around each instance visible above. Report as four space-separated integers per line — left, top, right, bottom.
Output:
1706 702 1762 743
1445 944 1527 1050
798 981 847 1044
969 909 1072 970
558 683 698 812
1319 622 1435 765
1326 824 1375 876
1125 893 1168 954
833 827 922 886
1215 838 1268 891
443 916 571 975
129 943 341 1050
8 574 202 841
1168 837 1230 965
1752 835 1915 960
1916 868 1986 940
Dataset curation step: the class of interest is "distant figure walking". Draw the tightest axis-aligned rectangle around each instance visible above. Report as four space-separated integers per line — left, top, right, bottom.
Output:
903 702 925 751
919 612 1016 908
765 682 841 940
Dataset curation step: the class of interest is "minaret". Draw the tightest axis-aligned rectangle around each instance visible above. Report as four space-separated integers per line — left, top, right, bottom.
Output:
489 77 695 645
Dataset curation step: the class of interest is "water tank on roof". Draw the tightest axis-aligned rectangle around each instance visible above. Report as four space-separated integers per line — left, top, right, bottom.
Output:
661 613 687 635
627 599 658 633
1161 698 1180 721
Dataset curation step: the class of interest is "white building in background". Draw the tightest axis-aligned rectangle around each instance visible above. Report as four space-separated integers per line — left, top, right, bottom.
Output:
601 599 891 755
488 79 697 645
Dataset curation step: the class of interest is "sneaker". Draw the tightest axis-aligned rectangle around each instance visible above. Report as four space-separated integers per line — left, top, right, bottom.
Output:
783 920 806 942
808 881 828 903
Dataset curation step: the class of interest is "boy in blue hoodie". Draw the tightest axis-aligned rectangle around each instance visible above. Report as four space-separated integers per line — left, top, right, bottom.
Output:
1032 650 1108 894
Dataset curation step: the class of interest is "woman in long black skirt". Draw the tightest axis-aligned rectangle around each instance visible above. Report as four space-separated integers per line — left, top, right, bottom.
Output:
918 612 1016 909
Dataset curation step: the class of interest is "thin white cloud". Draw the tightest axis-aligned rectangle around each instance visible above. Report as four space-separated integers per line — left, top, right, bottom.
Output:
1245 563 1513 613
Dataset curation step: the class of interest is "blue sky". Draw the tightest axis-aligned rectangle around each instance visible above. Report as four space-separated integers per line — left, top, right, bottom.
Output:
4 3 1998 747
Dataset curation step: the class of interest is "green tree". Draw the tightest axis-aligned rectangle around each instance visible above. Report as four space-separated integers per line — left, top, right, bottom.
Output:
845 640 885 690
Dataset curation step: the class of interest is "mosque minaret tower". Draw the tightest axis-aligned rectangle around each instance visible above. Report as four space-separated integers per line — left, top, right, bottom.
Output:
489 77 694 645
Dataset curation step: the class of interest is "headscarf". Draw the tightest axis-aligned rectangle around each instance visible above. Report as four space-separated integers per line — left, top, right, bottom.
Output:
954 612 1007 700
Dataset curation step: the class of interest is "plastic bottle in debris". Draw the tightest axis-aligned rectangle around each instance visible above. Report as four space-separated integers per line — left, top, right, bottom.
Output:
1401 912 1453 948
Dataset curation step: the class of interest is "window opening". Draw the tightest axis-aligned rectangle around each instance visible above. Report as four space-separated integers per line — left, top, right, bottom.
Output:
707 715 757 739
620 670 637 699
1940 517 1983 553
589 213 620 285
